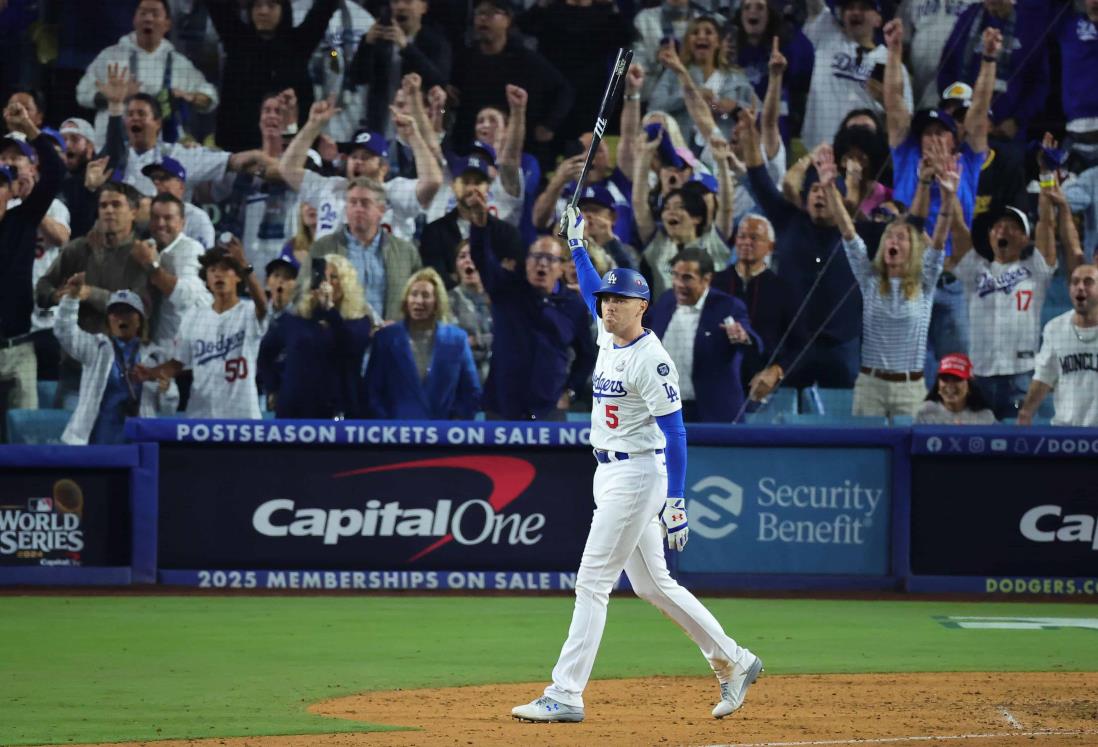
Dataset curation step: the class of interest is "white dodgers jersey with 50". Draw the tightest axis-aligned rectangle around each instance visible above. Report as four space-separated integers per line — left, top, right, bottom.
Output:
589 319 682 452
176 300 267 420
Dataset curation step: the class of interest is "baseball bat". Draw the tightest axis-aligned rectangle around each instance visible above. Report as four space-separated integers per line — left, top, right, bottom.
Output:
558 47 634 237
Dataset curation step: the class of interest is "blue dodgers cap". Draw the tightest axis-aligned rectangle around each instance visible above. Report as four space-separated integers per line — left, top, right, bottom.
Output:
1 135 36 162
574 182 615 210
107 289 146 317
265 241 301 278
691 172 719 194
912 108 958 140
594 267 651 303
453 153 493 180
340 129 389 158
141 155 187 182
40 127 67 153
643 122 688 170
470 140 497 166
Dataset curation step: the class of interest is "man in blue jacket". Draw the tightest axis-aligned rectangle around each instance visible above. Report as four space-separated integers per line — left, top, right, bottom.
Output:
469 195 596 420
0 101 64 410
647 248 761 423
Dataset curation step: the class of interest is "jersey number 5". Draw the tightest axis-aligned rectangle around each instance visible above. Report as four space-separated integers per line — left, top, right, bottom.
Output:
604 404 619 429
224 357 249 382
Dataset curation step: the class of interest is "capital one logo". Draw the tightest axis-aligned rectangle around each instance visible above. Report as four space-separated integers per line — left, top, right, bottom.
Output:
687 476 743 540
1019 505 1098 551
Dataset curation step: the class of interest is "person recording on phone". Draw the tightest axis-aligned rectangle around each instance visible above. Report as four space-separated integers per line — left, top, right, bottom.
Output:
258 254 374 419
350 0 452 134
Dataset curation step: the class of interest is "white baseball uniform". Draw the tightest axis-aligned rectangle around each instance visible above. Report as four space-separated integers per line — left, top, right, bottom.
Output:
175 299 267 419
543 316 754 709
955 249 1056 377
1033 311 1098 427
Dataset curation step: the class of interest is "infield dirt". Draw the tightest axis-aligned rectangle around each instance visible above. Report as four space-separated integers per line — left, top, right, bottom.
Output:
69 671 1098 746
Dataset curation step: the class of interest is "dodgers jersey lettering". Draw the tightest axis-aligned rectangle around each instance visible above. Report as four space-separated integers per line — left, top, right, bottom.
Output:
176 299 267 419
589 318 683 452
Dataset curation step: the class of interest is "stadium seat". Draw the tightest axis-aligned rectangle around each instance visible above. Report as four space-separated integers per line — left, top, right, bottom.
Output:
742 389 798 424
6 409 71 444
799 386 854 416
36 380 59 408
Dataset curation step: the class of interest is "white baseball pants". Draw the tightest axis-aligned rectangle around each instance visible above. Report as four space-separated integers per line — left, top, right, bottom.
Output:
544 453 752 708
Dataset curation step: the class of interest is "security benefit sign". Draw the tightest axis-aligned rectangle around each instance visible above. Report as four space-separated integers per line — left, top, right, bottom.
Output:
0 470 132 567
911 457 1098 576
678 447 892 575
157 447 595 570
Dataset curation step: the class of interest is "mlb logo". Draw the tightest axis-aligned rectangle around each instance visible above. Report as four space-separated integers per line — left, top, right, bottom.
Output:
29 497 53 512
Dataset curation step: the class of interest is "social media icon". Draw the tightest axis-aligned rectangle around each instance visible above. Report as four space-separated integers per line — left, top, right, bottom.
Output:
991 438 1007 452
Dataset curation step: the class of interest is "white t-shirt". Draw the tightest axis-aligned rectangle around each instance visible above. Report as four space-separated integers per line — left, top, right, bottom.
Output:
183 201 215 249
299 171 422 241
175 300 267 420
124 142 231 198
154 233 211 346
955 249 1057 376
900 0 980 109
589 318 683 452
1033 311 1098 427
801 12 913 149
31 199 71 332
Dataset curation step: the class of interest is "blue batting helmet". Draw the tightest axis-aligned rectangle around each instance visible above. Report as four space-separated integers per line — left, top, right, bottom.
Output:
594 268 651 303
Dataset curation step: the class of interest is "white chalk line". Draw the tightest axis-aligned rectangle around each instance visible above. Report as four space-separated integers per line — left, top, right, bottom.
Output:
699 728 1098 747
998 705 1024 730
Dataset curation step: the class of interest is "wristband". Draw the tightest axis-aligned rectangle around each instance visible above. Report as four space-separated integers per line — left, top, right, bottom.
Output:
242 264 254 277
981 54 997 63
567 238 585 250
919 179 933 185
625 93 641 101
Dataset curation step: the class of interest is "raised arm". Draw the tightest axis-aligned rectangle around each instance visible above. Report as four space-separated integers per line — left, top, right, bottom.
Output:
279 99 340 192
631 131 662 245
931 160 959 251
499 85 527 199
616 64 645 180
560 207 601 318
817 146 854 241
964 27 1000 155
531 154 584 230
391 104 442 209
883 19 911 149
761 37 785 161
709 134 736 240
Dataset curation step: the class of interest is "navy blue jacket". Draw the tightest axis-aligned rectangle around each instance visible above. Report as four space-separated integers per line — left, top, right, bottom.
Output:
258 309 373 418
470 224 596 419
0 133 63 339
363 321 480 420
647 288 761 423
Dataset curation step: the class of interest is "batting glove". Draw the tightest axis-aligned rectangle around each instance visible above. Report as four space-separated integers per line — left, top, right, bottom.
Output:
560 205 586 247
660 497 689 552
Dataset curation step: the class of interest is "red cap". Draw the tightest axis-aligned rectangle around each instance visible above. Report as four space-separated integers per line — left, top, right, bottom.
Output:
938 353 973 380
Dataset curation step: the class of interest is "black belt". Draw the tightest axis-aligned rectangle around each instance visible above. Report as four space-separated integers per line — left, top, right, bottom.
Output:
593 448 664 464
0 333 35 350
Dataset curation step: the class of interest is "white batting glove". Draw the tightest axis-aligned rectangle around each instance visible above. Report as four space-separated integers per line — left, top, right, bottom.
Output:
560 205 586 247
660 497 689 552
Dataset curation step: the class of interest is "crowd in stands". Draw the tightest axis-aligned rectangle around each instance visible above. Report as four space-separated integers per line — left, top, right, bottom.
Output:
2 0 1098 445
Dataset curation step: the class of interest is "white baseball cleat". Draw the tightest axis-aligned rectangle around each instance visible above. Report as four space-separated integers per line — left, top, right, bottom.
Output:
712 652 764 719
511 695 585 723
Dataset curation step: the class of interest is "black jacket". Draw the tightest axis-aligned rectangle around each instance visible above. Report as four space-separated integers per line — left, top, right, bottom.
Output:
450 36 574 150
0 134 64 339
207 0 338 152
351 23 451 132
420 210 524 288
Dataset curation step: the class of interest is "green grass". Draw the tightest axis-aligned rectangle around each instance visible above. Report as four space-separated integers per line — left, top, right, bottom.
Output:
0 596 1096 745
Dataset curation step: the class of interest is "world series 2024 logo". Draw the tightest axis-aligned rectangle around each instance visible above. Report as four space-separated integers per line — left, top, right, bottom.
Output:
0 479 86 565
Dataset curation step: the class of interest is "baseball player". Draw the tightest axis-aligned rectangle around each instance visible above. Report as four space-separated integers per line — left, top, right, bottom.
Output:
511 207 762 724
135 238 268 419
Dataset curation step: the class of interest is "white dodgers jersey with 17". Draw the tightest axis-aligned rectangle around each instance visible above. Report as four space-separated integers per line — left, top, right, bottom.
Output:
589 319 683 452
